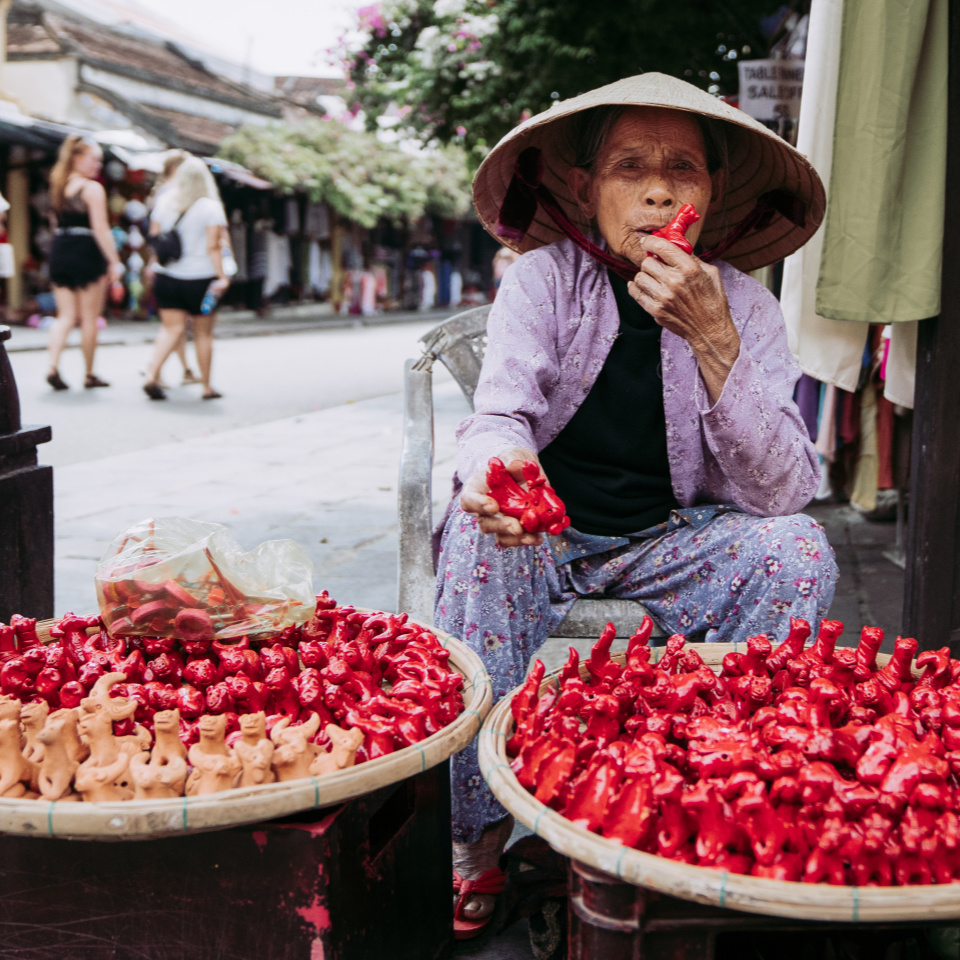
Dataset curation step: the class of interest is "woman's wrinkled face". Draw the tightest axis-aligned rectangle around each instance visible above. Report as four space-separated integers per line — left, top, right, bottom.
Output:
74 144 103 179
569 107 720 267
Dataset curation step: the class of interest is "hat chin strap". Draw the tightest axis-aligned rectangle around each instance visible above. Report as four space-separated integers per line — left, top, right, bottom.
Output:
496 147 806 276
700 189 807 263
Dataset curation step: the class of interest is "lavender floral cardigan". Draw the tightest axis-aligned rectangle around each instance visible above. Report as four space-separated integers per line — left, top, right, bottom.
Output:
455 238 819 517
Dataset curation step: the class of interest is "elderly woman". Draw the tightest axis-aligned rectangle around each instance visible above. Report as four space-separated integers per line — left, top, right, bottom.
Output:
439 75 838 938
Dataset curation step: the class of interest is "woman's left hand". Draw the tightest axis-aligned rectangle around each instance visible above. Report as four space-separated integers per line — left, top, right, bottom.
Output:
629 234 741 404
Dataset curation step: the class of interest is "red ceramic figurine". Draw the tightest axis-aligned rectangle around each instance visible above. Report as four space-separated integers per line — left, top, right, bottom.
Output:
649 203 700 258
485 457 570 536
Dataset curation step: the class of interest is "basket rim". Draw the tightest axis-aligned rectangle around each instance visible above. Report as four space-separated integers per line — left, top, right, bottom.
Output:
478 643 960 922
0 615 491 841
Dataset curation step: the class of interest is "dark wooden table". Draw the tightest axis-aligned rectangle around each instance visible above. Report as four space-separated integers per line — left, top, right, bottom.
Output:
0 763 452 960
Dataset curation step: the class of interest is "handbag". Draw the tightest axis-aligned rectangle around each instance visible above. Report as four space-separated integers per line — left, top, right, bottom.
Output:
148 205 190 266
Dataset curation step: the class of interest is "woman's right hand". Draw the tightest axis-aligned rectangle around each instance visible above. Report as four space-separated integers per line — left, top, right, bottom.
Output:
108 261 124 281
460 448 544 548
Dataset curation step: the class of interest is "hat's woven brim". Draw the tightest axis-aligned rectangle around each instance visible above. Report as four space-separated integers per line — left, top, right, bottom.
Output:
473 73 825 273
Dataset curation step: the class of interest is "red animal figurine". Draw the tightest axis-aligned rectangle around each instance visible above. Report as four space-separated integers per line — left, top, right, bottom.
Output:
485 458 570 536
650 204 700 258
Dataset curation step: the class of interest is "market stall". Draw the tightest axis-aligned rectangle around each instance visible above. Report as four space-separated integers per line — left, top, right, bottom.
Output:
0 510 493 958
479 623 960 955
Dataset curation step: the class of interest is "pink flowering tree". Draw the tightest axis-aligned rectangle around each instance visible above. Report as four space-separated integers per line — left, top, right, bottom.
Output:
335 0 790 160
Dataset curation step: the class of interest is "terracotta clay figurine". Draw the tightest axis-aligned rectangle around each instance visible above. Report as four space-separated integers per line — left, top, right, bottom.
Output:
20 700 49 764
129 708 188 799
75 673 145 802
311 723 364 777
0 695 22 723
0 715 33 797
185 714 241 796
81 672 151 753
234 711 275 788
37 710 81 801
270 713 321 782
49 707 89 764
20 700 49 792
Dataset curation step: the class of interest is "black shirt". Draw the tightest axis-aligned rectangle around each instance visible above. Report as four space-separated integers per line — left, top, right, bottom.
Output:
537 270 679 536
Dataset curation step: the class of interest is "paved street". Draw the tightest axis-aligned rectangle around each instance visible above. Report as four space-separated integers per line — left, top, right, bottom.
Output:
8 318 467 616
9 314 454 466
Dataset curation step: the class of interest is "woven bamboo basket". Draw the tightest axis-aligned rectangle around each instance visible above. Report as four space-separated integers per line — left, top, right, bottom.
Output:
479 641 960 923
0 616 492 841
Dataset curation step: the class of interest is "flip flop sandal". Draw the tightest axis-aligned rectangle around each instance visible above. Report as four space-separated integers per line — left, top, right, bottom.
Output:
181 369 201 385
143 382 166 401
46 371 69 391
453 866 507 940
202 389 223 400
84 374 110 388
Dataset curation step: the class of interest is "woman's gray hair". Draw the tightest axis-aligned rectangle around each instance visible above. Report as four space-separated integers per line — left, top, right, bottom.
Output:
568 104 729 176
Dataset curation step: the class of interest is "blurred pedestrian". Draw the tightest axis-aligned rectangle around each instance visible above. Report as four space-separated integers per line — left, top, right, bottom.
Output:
143 156 229 400
45 136 123 390
144 150 199 385
491 246 519 300
419 261 436 311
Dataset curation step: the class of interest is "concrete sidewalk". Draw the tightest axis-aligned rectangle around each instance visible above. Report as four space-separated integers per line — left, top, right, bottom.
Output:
52 376 470 618
5 303 461 353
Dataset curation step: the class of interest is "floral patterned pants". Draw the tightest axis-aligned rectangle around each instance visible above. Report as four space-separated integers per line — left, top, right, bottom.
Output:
434 505 838 843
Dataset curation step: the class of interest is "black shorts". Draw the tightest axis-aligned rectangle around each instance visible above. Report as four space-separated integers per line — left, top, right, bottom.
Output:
49 234 107 290
154 274 215 315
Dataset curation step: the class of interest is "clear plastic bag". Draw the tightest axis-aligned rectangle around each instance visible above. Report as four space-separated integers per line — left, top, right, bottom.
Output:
95 517 316 640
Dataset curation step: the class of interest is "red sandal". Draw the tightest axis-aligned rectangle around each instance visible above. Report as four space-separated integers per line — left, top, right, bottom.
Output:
453 866 507 940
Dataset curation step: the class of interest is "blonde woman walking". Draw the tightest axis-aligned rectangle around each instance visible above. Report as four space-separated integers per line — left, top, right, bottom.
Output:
45 136 123 390
143 156 229 400
145 149 199 386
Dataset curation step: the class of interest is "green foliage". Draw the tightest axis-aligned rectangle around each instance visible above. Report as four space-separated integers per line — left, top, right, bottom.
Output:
217 119 472 227
339 0 786 159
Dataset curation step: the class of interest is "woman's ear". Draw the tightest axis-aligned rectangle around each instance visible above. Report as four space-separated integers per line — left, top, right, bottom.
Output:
567 167 596 220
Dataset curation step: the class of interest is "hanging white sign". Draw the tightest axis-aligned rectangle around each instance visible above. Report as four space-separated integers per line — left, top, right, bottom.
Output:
737 60 804 121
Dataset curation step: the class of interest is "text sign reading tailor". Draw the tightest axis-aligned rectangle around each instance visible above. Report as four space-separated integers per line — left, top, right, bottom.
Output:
737 60 804 121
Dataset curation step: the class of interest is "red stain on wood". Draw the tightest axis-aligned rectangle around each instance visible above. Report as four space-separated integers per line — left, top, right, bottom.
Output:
297 897 332 932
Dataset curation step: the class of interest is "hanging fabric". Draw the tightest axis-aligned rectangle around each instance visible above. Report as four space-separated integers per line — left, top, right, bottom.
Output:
229 221 248 283
284 198 301 236
248 222 268 281
307 241 323 294
816 0 947 324
780 0 869 390
884 320 919 408
815 383 838 463
264 232 292 297
305 203 330 240
319 249 332 293
850 383 879 513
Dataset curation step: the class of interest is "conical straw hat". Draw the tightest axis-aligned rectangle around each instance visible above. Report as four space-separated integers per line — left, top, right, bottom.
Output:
473 73 825 273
